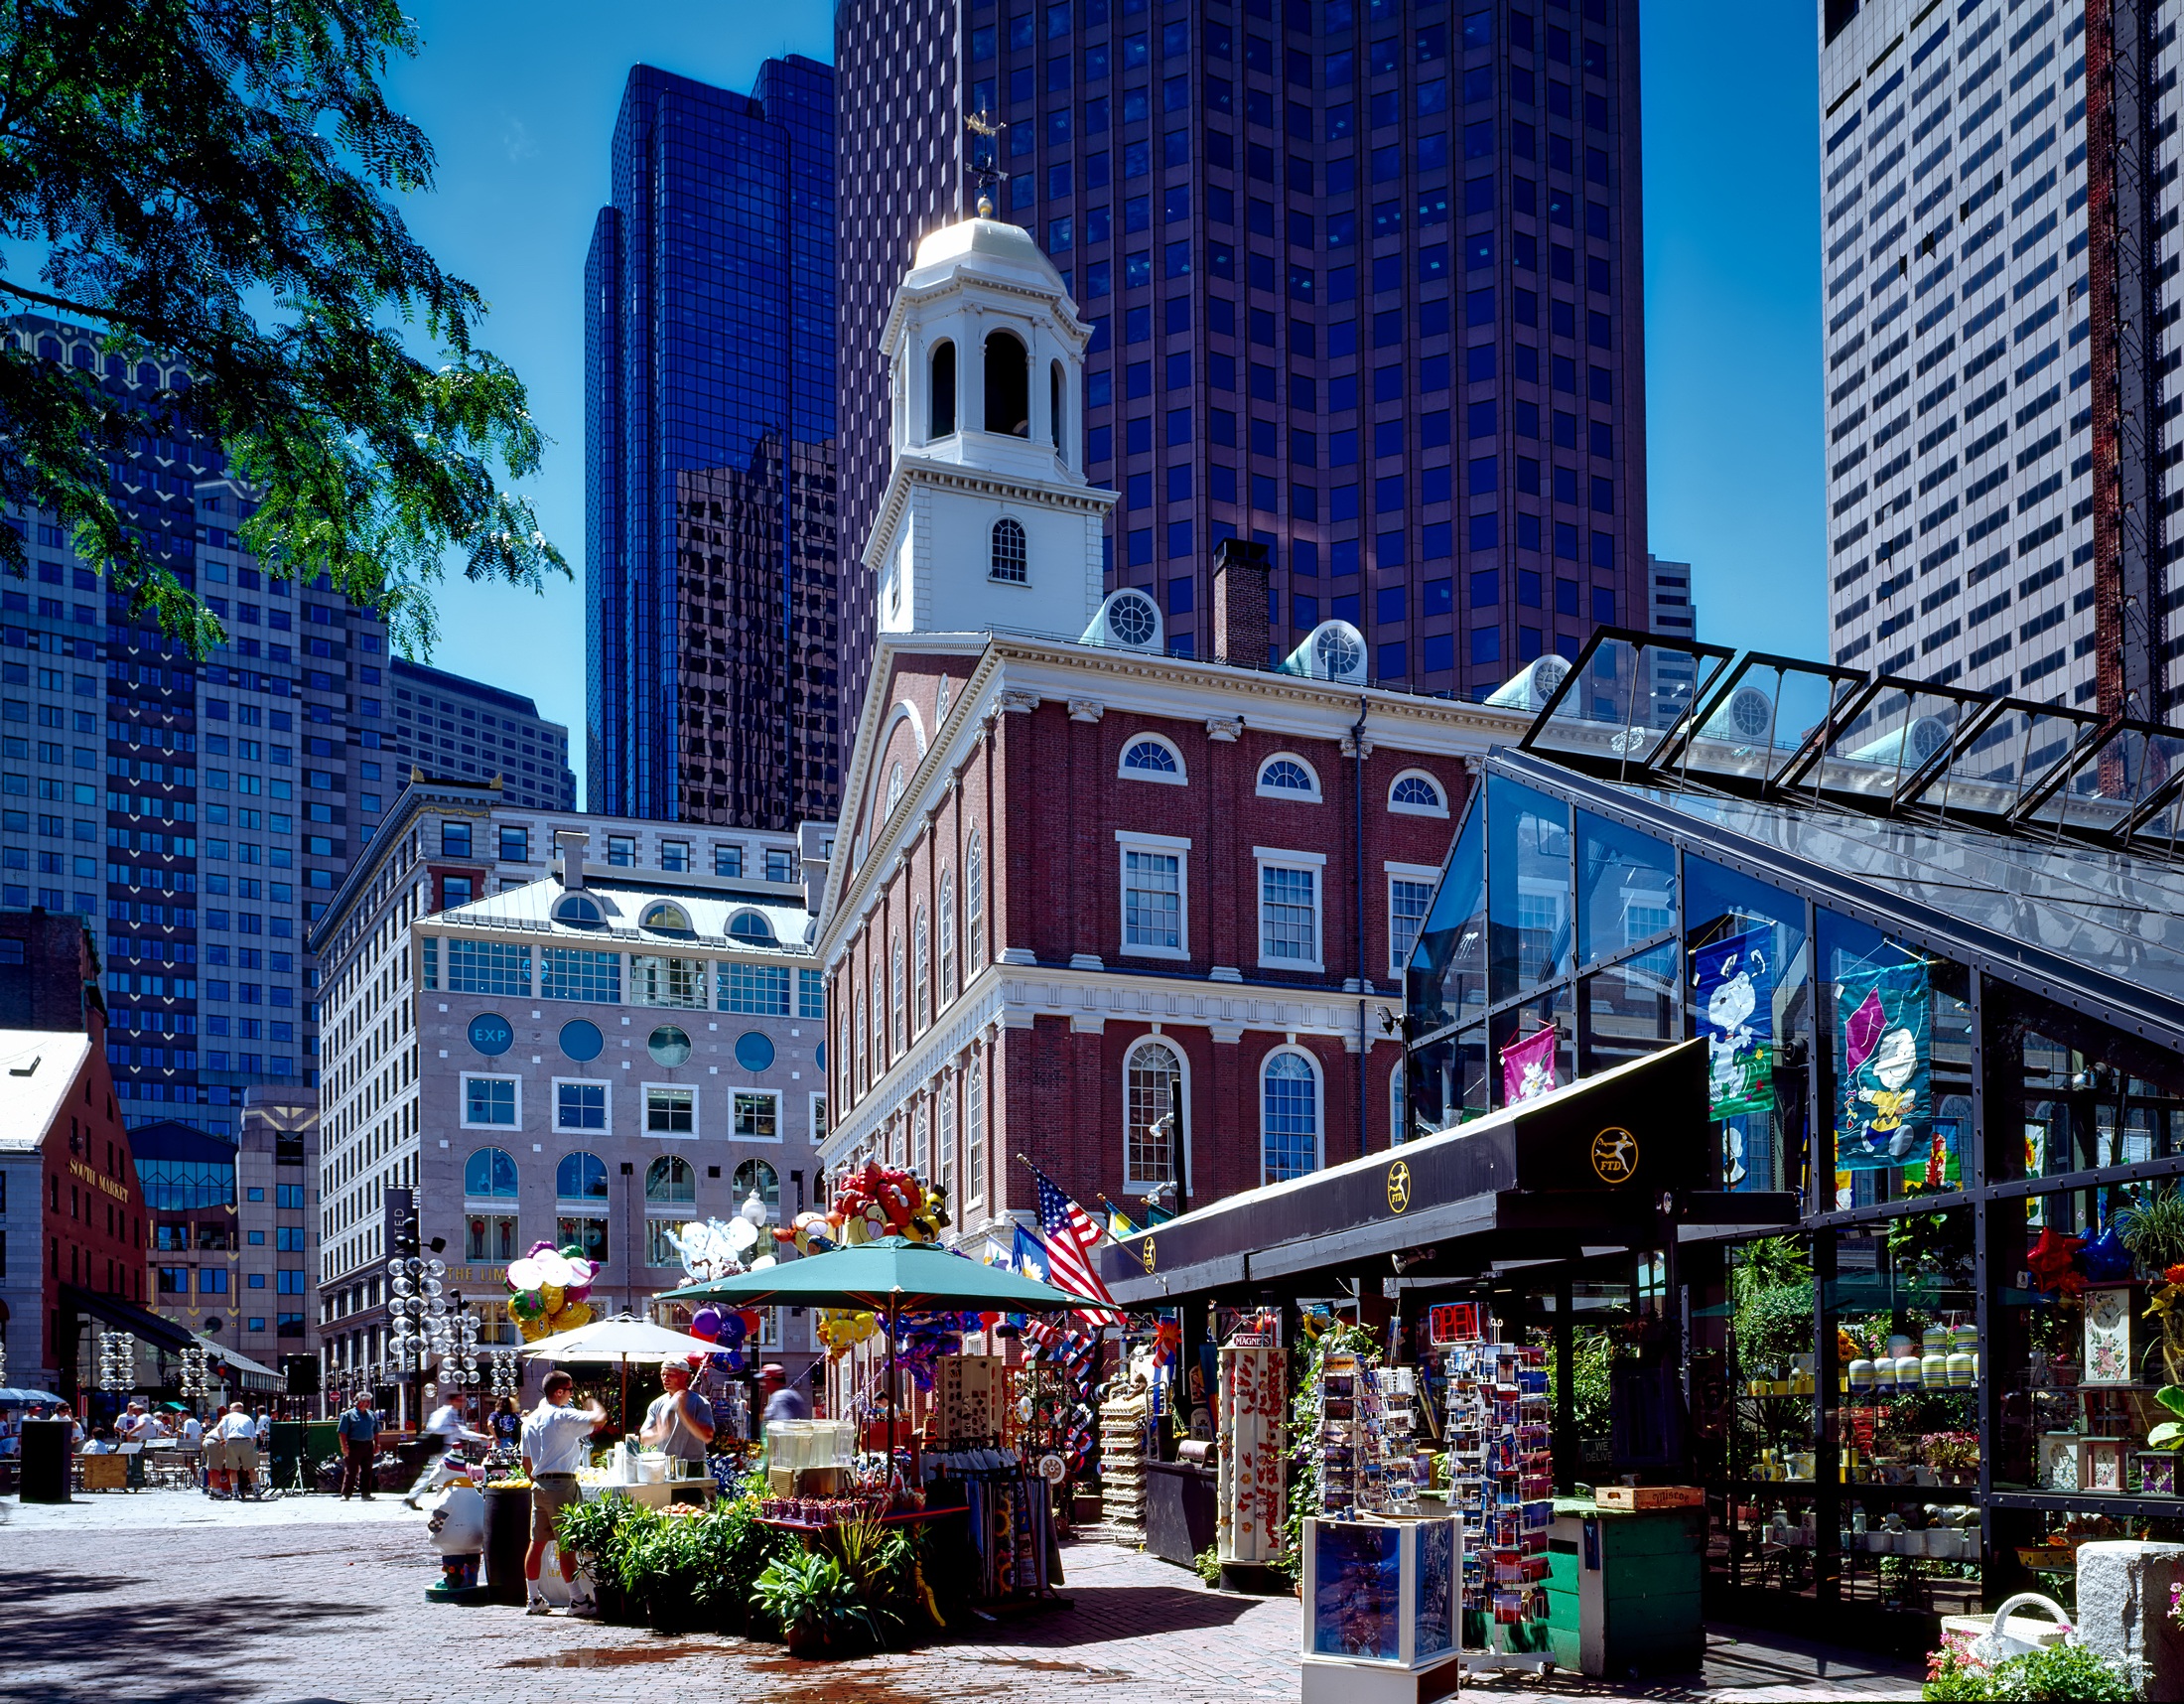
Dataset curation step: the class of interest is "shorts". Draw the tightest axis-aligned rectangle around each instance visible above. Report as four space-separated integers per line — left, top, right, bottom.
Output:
530 1474 581 1547
203 1439 228 1472
225 1441 259 1473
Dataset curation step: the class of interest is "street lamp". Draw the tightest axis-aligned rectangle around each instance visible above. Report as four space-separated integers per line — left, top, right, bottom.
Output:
94 1331 134 1394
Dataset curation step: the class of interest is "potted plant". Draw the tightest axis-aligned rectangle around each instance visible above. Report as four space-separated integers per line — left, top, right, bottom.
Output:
752 1550 883 1658
1921 1431 1979 1488
553 1493 640 1625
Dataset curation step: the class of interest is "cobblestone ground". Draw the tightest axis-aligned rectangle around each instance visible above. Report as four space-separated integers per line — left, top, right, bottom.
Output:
0 1493 1922 1704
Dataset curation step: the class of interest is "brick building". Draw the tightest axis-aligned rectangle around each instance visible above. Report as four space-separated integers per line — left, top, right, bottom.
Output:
816 213 1527 1234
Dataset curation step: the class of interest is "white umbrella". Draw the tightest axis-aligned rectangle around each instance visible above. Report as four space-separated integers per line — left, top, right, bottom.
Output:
520 1313 729 1425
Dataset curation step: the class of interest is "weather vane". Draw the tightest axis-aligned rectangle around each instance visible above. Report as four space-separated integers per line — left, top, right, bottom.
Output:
966 108 1009 217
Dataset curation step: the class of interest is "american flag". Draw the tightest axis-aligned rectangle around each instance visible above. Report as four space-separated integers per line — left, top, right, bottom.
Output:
1031 1166 1124 1327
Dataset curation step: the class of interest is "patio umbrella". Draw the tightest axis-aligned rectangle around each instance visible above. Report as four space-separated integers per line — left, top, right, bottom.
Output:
0 1387 66 1405
520 1313 730 1428
659 1238 1110 1457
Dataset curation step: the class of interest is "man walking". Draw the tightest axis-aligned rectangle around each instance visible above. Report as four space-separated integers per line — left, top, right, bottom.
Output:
337 1391 380 1501
758 1363 810 1434
520 1371 606 1617
407 1388 488 1508
213 1402 261 1498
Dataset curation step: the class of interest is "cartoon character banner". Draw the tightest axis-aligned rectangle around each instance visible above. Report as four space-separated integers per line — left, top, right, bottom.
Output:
1836 959 1932 1171
1500 1025 1559 1105
1695 924 1776 1119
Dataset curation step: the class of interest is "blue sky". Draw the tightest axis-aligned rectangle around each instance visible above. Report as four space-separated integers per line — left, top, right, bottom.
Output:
388 1 1823 795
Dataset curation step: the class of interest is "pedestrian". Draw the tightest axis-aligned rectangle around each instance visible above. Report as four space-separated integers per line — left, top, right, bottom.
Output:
519 1371 606 1617
758 1363 810 1433
116 1401 151 1445
488 1395 522 1456
180 1411 203 1449
213 1402 261 1498
254 1408 271 1449
638 1356 716 1473
337 1391 379 1500
406 1388 488 1508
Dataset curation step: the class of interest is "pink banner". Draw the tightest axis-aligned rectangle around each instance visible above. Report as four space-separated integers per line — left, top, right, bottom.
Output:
1500 1025 1560 1105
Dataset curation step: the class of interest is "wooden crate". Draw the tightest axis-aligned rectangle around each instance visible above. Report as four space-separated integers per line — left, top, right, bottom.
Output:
78 1454 127 1492
1593 1485 1704 1511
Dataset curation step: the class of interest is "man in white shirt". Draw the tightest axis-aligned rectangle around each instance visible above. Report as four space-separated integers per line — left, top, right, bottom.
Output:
519 1371 606 1617
180 1412 203 1449
639 1357 715 1470
405 1389 489 1508
213 1402 261 1498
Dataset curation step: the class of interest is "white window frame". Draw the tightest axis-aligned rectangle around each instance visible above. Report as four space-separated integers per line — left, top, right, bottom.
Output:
1386 861 1441 982
1122 1034 1191 1197
550 1076 613 1136
730 1086 783 1145
642 1154 698 1211
459 1070 523 1131
1115 829 1191 962
641 1081 699 1140
1254 846 1326 972
1117 733 1188 784
1255 751 1323 801
808 1089 828 1148
1391 1059 1411 1148
1388 768 1450 818
1259 1044 1325 1184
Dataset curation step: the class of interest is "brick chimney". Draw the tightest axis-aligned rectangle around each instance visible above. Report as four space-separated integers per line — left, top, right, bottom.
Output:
1211 537 1271 668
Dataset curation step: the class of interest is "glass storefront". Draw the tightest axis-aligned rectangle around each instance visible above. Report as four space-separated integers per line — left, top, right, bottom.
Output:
1405 635 2184 1637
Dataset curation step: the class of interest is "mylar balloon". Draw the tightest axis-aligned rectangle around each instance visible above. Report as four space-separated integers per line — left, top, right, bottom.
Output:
505 1258 544 1292
535 1251 574 1289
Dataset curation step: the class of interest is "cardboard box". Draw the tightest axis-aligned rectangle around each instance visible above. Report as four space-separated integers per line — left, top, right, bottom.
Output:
1593 1485 1704 1511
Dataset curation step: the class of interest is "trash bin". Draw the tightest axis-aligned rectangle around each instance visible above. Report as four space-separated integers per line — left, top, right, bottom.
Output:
1546 1494 1706 1677
19 1419 72 1503
482 1485 534 1607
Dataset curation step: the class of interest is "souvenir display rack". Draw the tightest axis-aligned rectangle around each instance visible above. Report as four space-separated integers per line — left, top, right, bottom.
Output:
1439 1324 1556 1661
919 1445 1061 1603
1312 1349 1426 1518
1099 1380 1150 1529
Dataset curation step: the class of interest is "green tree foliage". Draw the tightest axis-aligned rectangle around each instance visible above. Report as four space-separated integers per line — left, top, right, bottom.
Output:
0 0 565 652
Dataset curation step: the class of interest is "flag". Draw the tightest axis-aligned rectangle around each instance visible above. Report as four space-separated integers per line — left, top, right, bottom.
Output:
1011 1223 1049 1285
1694 924 1776 1119
1101 1198 1142 1239
979 1236 1013 1269
1836 958 1931 1171
1030 1166 1125 1327
1499 1024 1560 1105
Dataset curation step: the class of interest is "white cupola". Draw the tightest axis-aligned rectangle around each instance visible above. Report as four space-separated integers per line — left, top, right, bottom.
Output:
865 214 1118 641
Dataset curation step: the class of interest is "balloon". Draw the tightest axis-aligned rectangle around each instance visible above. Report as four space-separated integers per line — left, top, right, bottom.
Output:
564 1257 596 1287
708 1352 735 1371
565 1283 592 1306
517 1314 552 1342
750 1254 777 1271
555 1301 593 1331
535 1251 574 1289
717 1312 746 1346
739 1190 768 1226
691 1307 724 1342
739 1309 764 1339
724 1217 758 1254
505 1258 543 1292
724 1348 745 1373
507 1291 542 1320
538 1283 565 1316
526 1239 557 1258
559 1244 587 1262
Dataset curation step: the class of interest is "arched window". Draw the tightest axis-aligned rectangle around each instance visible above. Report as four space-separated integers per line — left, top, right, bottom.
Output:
639 901 692 933
553 893 606 927
938 1074 958 1194
965 831 985 970
913 907 931 1033
938 870 957 1006
886 762 906 813
1125 1040 1184 1191
840 1003 856 1103
556 1151 608 1201
1049 359 1064 451
965 1053 987 1209
733 1158 780 1215
984 329 1029 436
855 992 869 1092
1257 754 1321 799
930 339 957 437
1119 736 1185 783
465 1147 518 1199
890 934 906 1054
1261 1051 1320 1184
990 516 1027 584
1389 771 1449 817
728 910 775 944
1391 1062 1410 1148
644 1155 695 1204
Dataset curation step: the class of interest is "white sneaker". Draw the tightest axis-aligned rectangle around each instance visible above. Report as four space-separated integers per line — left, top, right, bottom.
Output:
566 1595 598 1619
526 1593 552 1616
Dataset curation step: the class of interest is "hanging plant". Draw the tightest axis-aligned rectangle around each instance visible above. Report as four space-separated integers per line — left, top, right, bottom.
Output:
2118 1185 2184 1278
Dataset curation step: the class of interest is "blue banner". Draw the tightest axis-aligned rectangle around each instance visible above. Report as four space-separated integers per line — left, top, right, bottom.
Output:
1695 924 1776 1119
1836 959 1932 1171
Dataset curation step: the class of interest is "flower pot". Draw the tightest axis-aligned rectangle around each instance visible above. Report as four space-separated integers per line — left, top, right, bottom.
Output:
786 1620 830 1659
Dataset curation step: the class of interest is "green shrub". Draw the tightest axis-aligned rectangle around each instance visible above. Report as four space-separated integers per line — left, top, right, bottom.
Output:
752 1550 883 1657
1194 1545 1222 1586
1921 1637 2136 1702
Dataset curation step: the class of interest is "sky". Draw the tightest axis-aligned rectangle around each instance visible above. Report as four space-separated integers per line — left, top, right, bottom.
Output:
384 0 1825 797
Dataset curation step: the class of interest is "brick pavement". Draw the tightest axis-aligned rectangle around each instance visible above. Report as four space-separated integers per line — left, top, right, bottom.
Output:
0 1493 1922 1704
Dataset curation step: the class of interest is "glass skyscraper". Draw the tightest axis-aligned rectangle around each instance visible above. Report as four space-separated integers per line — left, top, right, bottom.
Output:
2 314 394 1138
586 59 842 830
835 0 1649 736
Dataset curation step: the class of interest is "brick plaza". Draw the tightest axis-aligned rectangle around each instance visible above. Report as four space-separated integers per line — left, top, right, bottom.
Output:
0 1493 1921 1704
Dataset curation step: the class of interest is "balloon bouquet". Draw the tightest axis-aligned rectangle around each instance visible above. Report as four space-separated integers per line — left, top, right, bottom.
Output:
505 1243 600 1342
796 1161 951 1361
672 1191 778 1374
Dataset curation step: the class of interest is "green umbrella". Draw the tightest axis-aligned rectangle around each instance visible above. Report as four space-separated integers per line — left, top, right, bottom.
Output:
658 1237 1111 1458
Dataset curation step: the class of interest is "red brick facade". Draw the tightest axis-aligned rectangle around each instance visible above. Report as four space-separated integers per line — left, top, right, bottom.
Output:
819 634 1522 1238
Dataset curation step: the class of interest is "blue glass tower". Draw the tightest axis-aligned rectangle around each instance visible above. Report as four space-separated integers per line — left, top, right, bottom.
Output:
586 59 840 829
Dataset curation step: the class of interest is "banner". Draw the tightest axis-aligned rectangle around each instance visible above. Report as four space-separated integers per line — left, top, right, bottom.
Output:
1500 1024 1559 1105
1695 924 1776 1118
1836 959 1932 1171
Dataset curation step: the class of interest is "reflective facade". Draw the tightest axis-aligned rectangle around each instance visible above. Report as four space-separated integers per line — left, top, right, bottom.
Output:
837 0 1649 743
1407 632 2184 1637
586 60 841 830
387 656 576 810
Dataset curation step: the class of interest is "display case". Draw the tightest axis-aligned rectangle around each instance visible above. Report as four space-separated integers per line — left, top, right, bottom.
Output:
1299 1515 1462 1704
1216 1342 1284 1564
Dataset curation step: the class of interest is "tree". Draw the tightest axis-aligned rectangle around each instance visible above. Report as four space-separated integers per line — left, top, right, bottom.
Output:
0 0 565 654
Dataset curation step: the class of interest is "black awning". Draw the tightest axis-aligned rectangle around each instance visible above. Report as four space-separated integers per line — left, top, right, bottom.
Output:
1100 1039 1796 1305
58 1283 198 1353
